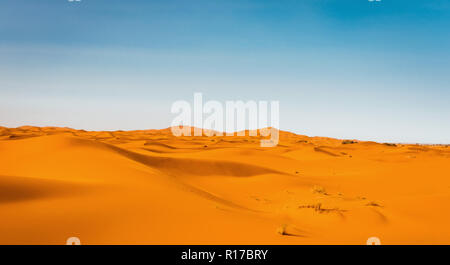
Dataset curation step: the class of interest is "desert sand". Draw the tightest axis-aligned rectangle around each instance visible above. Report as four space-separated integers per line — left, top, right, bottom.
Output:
0 125 449 244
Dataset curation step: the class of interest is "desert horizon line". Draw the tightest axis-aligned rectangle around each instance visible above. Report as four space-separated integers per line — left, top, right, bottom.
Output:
2 124 448 146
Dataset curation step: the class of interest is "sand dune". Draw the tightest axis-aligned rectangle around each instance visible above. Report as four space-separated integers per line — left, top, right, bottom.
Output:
0 126 449 244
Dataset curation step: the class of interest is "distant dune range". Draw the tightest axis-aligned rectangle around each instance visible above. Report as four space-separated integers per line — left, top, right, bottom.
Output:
0 125 450 244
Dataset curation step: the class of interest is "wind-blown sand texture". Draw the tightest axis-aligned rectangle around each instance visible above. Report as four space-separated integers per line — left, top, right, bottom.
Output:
0 126 449 244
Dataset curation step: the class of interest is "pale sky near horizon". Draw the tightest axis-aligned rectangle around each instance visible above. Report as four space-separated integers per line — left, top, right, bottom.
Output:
1 0 449 143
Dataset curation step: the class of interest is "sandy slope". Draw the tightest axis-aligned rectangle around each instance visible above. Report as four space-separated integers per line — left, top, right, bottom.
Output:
0 126 449 244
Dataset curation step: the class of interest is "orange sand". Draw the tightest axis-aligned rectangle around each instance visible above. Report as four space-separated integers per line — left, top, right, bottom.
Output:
0 126 449 245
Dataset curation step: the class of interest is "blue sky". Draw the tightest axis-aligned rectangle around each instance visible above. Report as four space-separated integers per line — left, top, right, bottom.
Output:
1 0 449 143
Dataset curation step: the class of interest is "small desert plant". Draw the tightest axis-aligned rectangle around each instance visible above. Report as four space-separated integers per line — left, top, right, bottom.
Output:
342 140 357 144
277 224 288 235
311 185 328 195
366 201 382 207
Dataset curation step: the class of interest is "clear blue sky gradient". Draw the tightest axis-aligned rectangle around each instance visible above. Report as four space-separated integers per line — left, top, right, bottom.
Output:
1 0 449 143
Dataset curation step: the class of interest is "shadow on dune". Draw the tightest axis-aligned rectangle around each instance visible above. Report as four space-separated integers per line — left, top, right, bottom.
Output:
1 135 282 211
0 175 89 204
104 143 285 178
64 136 277 212
105 144 284 212
313 147 341 157
143 141 177 149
